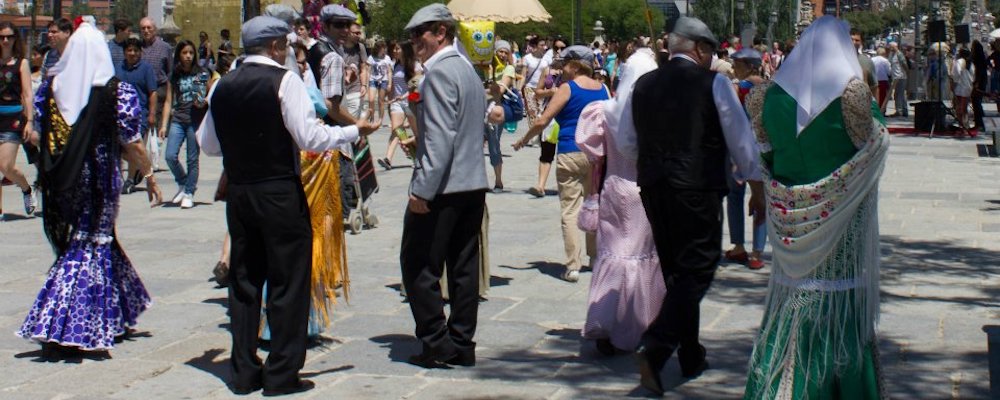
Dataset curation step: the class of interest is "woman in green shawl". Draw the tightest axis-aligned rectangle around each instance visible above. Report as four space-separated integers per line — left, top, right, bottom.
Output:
743 17 889 399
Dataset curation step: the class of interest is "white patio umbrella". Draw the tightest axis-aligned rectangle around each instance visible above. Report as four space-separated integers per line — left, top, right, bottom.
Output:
989 28 1000 40
446 0 551 23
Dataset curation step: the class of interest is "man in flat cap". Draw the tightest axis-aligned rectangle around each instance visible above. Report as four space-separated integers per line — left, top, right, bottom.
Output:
308 4 359 125
627 16 765 394
400 3 489 369
196 15 379 396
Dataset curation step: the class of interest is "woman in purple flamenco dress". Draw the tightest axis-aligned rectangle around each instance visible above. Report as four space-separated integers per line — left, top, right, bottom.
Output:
16 22 162 354
575 47 666 354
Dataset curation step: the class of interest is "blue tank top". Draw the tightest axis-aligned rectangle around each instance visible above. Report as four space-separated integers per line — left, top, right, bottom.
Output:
555 80 609 154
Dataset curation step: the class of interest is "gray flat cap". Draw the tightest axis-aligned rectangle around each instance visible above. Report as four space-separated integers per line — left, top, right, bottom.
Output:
404 3 453 32
264 4 300 25
731 48 762 64
241 16 291 48
495 40 511 53
672 17 719 49
320 4 356 23
561 45 594 64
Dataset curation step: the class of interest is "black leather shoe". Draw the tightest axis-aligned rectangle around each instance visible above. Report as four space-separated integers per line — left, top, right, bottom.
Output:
444 349 476 367
229 381 263 395
596 338 616 356
262 379 314 397
635 344 666 395
407 352 453 369
678 344 709 378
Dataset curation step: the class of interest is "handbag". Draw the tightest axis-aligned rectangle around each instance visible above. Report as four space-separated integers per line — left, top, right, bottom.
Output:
500 85 525 122
543 120 559 144
577 157 606 233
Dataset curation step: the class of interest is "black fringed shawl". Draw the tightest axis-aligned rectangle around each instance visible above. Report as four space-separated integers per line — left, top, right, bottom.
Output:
37 78 121 255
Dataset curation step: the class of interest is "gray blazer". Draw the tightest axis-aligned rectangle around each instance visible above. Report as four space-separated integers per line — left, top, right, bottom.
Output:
409 50 489 201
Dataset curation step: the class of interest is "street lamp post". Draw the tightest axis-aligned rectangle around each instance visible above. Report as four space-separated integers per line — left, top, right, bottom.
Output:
767 11 778 52
735 0 745 38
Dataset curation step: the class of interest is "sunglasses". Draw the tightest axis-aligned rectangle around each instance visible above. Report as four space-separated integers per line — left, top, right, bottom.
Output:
554 46 566 51
330 21 351 29
0 34 14 41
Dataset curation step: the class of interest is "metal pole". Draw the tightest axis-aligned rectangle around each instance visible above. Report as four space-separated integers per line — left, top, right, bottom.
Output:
574 0 582 44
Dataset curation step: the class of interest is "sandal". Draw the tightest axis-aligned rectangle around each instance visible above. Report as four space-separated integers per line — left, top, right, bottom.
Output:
527 187 544 198
724 248 749 263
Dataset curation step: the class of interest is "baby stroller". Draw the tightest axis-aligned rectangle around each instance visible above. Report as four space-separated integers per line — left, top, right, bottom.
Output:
341 137 379 234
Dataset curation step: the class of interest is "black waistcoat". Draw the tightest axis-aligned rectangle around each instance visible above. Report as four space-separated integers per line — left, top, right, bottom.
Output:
307 36 336 88
210 62 297 184
632 57 726 191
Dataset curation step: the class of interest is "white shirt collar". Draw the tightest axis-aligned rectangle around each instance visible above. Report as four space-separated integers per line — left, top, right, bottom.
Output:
670 54 698 64
422 45 456 71
244 54 287 69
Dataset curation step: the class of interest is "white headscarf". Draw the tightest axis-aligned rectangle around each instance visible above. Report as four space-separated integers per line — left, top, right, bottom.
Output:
49 22 116 126
612 48 658 160
773 16 862 136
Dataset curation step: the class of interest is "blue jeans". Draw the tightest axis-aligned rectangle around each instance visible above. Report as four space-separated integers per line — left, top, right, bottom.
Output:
485 123 503 167
165 121 199 195
726 174 766 252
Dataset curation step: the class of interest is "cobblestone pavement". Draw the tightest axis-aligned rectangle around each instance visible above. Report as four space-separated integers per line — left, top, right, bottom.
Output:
0 113 997 399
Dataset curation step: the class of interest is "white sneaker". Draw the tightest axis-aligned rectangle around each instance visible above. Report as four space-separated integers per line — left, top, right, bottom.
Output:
180 193 194 209
171 189 185 204
562 270 580 283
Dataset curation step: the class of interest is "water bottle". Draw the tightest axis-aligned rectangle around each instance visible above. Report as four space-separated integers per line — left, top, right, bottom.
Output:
504 121 517 133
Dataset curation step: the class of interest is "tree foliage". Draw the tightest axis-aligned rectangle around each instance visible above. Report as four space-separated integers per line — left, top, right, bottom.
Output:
366 0 439 41
68 2 95 19
842 6 908 40
110 0 146 33
365 0 661 45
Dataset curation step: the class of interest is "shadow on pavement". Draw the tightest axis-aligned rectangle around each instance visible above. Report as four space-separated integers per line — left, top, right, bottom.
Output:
500 261 567 281
369 333 421 363
185 348 229 384
880 235 1000 307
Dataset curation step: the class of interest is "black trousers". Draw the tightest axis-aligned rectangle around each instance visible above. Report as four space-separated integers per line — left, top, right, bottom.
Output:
226 179 312 389
639 186 723 354
401 190 486 356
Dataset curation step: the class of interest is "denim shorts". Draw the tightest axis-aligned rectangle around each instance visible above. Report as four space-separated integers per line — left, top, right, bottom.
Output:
0 131 21 144
369 80 387 90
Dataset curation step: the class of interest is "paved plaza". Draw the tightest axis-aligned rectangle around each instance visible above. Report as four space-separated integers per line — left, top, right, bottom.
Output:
0 115 998 399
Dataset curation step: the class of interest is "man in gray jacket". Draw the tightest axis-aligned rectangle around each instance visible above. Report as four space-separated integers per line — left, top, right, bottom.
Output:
400 4 489 369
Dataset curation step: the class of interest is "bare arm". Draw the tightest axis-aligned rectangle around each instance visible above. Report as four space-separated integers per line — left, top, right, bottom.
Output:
121 141 163 206
18 59 32 135
513 83 570 150
159 84 172 137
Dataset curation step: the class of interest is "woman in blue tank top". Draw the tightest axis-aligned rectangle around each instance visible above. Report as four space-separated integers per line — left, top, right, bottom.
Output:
513 46 609 283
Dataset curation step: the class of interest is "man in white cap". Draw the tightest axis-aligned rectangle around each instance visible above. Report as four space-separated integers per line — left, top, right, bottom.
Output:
400 3 489 369
196 15 379 396
629 16 764 395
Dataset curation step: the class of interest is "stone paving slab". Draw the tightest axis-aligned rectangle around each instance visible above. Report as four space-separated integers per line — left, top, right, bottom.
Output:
0 113 998 399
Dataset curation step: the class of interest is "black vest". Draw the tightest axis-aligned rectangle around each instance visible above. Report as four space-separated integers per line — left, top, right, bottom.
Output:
307 36 336 88
210 62 297 184
632 57 726 191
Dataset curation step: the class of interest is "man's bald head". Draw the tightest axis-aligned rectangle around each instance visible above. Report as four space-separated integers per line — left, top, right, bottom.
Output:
139 17 158 43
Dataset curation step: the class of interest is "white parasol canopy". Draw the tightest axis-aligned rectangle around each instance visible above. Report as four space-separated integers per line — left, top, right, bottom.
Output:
990 28 1000 40
447 0 551 23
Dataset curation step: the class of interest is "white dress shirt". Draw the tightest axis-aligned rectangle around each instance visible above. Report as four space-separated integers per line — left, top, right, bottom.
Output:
625 54 761 182
197 55 359 157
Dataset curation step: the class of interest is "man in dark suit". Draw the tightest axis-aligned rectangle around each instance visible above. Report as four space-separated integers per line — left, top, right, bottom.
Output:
196 16 378 396
630 17 765 395
400 3 490 369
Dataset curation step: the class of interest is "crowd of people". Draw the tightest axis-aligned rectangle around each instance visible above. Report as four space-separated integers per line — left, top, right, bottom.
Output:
5 3 896 398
